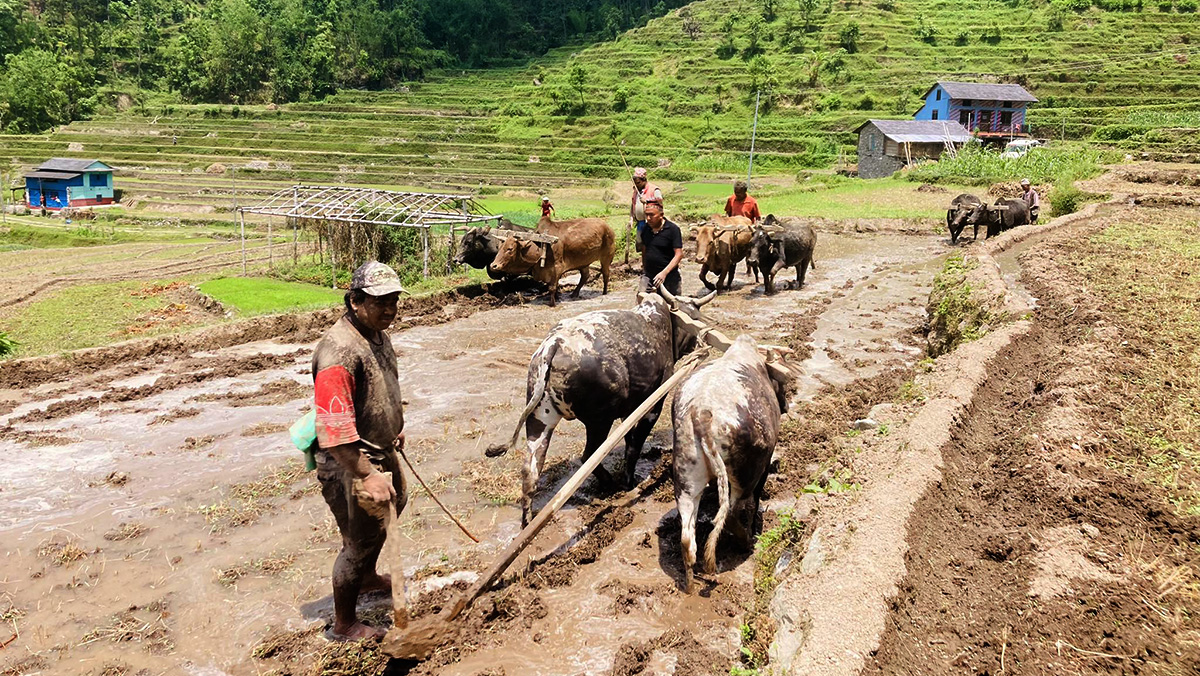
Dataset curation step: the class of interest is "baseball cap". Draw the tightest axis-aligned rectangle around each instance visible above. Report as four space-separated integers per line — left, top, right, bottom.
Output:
633 167 648 179
1020 178 1030 186
350 261 407 296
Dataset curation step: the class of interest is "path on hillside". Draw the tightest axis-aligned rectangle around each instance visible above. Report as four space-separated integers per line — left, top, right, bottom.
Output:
0 228 944 676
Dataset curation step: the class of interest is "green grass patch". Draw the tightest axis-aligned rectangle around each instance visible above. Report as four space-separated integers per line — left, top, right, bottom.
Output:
199 277 344 316
0 280 194 357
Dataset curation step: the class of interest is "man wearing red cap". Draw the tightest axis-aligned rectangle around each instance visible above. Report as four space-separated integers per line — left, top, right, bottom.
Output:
630 167 663 253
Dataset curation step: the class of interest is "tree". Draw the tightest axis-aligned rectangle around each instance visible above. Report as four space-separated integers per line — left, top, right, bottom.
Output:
681 14 700 39
758 0 779 21
0 49 93 133
744 14 766 55
806 48 825 86
838 21 860 52
799 0 822 32
568 63 587 109
747 54 778 92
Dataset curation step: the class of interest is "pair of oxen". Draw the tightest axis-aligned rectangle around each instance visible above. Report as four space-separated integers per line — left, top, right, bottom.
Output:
946 194 1033 244
484 284 795 594
690 214 817 295
455 214 818 303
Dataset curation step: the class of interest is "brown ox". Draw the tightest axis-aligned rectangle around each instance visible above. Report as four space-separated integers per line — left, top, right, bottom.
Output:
691 215 758 291
488 216 615 306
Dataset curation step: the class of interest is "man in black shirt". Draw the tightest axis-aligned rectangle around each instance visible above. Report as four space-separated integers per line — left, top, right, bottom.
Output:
639 202 683 295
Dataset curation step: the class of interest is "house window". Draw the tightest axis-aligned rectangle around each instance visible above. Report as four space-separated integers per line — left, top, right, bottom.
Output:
932 109 939 120
962 99 972 106
979 110 992 130
1003 101 1012 108
960 110 971 126
936 89 942 101
91 173 109 187
869 133 876 152
1000 111 1013 127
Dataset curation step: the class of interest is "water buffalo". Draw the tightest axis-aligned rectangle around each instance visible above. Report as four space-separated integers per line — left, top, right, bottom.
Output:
746 223 817 295
946 193 983 244
672 333 791 593
692 215 756 291
486 286 717 526
967 198 1031 239
488 216 615 306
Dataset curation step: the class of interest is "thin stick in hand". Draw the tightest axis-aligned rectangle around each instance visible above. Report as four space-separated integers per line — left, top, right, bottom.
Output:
394 439 481 543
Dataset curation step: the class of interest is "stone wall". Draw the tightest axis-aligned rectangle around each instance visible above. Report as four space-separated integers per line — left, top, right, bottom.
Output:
856 125 906 179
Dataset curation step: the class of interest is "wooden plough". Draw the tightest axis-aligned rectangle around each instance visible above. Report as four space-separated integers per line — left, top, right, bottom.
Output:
381 292 799 660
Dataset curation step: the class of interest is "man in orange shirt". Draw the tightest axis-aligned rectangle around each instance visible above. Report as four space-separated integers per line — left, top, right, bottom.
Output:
724 180 761 223
541 196 554 218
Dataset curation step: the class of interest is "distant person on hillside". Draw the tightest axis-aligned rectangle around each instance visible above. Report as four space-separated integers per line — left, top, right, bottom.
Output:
541 196 554 219
1020 178 1040 223
630 167 663 253
724 180 761 223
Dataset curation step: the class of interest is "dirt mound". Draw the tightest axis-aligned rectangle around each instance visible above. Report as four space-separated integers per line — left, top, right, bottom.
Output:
916 183 947 193
611 629 730 676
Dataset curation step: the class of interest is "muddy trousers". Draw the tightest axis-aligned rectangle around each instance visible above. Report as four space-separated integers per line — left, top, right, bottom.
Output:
316 449 407 626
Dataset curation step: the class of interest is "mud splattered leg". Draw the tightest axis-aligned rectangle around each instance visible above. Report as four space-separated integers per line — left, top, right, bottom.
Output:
522 406 561 528
677 487 700 594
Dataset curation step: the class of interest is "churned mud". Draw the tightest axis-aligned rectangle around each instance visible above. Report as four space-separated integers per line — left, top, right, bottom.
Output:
1 227 944 675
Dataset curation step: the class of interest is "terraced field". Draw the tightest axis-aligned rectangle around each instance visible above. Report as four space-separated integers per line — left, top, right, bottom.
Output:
1 0 1197 213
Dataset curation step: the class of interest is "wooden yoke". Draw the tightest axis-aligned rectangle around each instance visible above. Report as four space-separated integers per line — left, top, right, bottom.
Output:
669 309 800 383
484 229 559 268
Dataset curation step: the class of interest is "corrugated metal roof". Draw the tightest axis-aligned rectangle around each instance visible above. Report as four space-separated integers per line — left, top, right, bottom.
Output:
936 81 1037 102
24 170 81 180
855 119 973 143
36 158 113 172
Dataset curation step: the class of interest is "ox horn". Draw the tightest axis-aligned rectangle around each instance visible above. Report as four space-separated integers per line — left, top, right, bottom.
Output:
695 289 717 307
656 282 680 309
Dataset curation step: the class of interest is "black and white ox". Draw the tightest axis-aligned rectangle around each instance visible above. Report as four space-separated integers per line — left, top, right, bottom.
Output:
486 286 717 526
671 333 791 593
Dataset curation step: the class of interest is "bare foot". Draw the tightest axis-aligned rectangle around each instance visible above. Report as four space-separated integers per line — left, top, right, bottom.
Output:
329 621 385 642
360 573 392 595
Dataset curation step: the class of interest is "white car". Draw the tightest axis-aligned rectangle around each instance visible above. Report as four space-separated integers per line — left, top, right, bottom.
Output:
1000 139 1043 159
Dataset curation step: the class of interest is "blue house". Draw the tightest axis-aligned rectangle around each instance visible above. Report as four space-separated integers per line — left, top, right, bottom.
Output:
24 159 115 211
913 82 1037 140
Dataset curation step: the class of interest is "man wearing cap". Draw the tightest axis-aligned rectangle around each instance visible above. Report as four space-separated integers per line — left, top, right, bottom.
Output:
311 261 408 641
630 167 663 253
639 202 683 295
724 180 761 223
1020 179 1040 223
540 196 555 219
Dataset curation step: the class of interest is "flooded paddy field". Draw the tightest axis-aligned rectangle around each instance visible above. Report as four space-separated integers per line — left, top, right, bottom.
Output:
1 226 947 675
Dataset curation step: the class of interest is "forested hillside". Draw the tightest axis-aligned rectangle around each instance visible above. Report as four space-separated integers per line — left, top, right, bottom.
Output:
1 0 1197 195
0 0 686 132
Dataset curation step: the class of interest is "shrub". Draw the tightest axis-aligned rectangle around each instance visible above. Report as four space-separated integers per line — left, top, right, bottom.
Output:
916 15 938 44
816 93 843 111
1158 0 1173 9
876 0 896 10
954 30 970 45
856 93 876 110
839 22 861 52
1179 0 1197 11
1048 8 1067 28
1048 181 1093 216
613 86 630 112
0 332 18 358
980 23 1001 44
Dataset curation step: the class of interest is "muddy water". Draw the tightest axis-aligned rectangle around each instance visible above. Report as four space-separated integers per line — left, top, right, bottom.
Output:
0 229 945 675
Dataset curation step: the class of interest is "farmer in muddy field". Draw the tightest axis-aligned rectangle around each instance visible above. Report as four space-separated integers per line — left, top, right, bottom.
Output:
724 179 761 223
1020 178 1040 223
639 201 683 296
312 260 408 641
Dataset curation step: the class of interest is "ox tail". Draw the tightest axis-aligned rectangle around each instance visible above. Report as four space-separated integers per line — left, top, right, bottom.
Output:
486 340 559 458
698 410 731 576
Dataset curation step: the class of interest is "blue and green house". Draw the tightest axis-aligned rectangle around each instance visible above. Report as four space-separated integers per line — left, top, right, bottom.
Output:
24 158 115 210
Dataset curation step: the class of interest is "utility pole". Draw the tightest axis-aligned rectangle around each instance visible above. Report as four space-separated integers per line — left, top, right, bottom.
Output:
747 90 762 184
1 170 6 225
